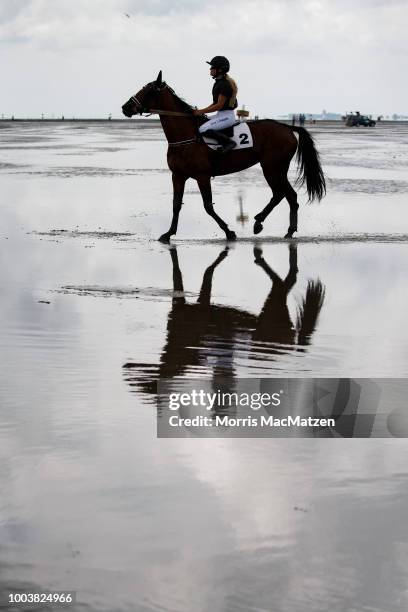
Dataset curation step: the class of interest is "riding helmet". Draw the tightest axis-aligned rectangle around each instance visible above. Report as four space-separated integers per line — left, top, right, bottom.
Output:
206 56 230 72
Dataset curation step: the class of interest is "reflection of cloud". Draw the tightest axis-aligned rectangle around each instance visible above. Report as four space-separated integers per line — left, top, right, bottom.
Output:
154 436 408 611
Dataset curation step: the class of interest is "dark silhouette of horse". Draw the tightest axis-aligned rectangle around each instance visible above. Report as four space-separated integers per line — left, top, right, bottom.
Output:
122 72 326 242
123 244 325 399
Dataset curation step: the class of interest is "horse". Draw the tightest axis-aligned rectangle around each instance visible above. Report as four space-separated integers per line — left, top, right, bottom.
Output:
122 71 326 242
123 244 326 399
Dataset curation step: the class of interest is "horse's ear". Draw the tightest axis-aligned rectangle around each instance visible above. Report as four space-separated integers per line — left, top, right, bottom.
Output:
155 70 162 87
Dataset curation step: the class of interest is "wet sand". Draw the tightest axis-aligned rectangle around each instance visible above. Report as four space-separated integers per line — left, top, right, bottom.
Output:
1 121 408 611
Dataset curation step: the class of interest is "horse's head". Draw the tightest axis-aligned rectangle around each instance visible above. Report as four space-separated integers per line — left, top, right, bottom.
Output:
122 71 166 117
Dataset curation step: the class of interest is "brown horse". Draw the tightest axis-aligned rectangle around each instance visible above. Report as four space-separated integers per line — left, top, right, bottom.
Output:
122 71 326 242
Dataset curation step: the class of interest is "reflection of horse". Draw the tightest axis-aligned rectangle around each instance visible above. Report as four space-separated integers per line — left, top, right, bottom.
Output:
122 72 326 241
123 245 325 397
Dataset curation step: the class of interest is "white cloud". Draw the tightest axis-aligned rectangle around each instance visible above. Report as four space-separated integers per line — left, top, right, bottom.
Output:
1 0 407 116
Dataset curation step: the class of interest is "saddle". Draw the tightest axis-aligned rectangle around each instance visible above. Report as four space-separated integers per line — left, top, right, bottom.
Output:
201 121 253 152
216 121 241 137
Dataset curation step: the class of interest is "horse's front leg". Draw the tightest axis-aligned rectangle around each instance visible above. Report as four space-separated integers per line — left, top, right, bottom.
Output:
196 175 236 241
198 247 230 305
158 172 186 243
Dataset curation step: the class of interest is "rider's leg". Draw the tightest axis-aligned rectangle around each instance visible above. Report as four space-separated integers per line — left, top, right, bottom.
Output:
199 110 236 133
204 129 236 152
199 110 236 152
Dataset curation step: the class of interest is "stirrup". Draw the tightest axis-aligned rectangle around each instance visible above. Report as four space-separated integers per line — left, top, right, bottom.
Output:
221 140 236 153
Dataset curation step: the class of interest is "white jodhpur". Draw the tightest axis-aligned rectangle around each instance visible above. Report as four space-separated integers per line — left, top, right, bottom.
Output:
199 110 237 134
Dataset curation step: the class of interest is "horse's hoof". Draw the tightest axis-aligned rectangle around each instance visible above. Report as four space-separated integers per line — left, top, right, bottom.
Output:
253 221 263 235
253 245 262 256
253 245 263 263
226 231 237 242
158 233 171 243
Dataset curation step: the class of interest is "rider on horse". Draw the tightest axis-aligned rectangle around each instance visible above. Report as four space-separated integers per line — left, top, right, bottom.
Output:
194 56 238 153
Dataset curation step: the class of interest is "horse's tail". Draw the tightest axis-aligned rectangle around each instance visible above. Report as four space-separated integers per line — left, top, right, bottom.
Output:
296 280 325 345
291 126 326 202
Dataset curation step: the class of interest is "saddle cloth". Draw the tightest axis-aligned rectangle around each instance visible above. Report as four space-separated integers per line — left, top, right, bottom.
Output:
202 122 253 151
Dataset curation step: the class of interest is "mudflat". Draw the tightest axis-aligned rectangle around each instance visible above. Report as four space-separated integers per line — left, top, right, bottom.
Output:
1 120 407 611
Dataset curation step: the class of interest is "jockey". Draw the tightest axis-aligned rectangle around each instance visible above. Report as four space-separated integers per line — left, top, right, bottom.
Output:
194 56 238 153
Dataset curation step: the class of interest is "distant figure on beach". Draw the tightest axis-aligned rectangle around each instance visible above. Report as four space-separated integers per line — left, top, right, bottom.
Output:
292 114 296 126
299 113 305 127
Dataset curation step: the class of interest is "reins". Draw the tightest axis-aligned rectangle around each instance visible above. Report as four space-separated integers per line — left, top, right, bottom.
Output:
150 108 193 117
130 97 193 118
148 109 200 145
129 92 201 145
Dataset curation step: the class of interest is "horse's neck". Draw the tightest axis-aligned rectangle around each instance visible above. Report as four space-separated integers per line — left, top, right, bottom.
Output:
158 93 196 143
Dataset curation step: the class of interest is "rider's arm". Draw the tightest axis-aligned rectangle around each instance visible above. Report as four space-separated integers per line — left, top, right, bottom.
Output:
194 94 227 115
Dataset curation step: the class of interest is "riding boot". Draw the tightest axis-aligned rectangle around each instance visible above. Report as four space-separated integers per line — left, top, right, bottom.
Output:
204 129 236 153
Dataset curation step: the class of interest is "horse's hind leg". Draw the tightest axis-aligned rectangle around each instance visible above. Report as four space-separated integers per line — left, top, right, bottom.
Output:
284 180 299 239
158 173 186 243
253 191 285 235
253 164 286 235
196 175 236 241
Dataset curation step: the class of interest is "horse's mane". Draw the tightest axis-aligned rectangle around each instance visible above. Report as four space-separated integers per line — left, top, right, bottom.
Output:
163 82 208 125
164 84 194 113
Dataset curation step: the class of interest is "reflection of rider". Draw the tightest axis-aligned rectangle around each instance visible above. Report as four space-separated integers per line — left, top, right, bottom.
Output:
194 56 238 153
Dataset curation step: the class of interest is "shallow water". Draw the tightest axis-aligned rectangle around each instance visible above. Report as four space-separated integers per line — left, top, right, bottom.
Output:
1 121 408 611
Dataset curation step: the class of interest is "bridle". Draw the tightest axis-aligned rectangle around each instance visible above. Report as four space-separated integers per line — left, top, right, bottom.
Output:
131 96 192 118
129 84 201 146
130 85 194 118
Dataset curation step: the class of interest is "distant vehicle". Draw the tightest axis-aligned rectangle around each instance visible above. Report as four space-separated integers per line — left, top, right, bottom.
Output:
344 112 376 127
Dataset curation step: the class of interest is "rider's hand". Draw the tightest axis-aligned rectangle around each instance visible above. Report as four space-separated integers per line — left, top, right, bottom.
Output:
193 108 204 116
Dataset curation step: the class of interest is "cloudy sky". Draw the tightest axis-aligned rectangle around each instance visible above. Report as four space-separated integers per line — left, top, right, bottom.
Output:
1 0 407 118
